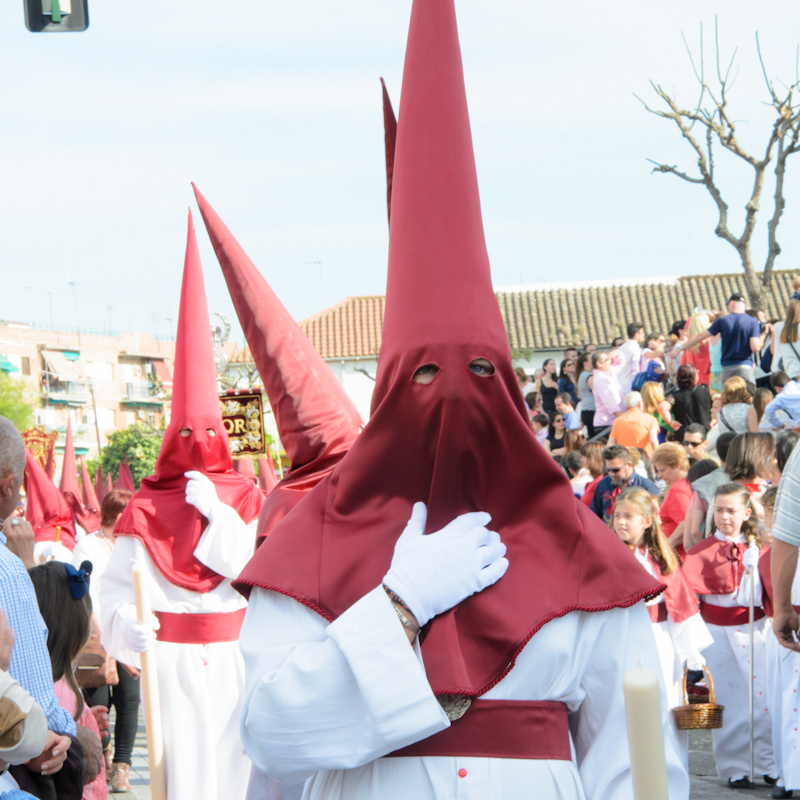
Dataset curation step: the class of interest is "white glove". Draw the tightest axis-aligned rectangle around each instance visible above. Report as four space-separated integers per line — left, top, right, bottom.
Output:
383 502 509 628
185 471 222 522
742 543 760 571
686 651 706 671
122 614 160 653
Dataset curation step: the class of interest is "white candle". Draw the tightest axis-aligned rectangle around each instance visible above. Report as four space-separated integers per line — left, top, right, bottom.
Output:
623 666 669 800
132 561 167 800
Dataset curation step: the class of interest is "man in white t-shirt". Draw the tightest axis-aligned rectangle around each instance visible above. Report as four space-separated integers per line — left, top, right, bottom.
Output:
615 322 644 394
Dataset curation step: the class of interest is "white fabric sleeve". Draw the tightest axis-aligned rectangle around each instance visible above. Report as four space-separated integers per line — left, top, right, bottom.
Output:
667 612 714 666
572 603 689 800
99 537 145 670
240 586 449 785
193 507 256 579
0 669 48 764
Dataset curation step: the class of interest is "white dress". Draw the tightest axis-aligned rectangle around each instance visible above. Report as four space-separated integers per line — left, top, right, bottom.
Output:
100 506 257 800
239 585 689 800
634 549 713 771
698 534 776 781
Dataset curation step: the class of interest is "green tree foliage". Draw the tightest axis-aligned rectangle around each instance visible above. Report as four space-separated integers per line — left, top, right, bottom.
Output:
87 424 163 488
0 372 35 431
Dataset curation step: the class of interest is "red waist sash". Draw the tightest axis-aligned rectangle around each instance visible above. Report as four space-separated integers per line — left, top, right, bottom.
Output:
154 609 246 644
386 699 571 760
699 602 764 627
648 603 668 624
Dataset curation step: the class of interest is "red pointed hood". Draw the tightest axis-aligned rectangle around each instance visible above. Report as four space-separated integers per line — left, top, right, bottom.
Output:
122 457 135 491
115 466 134 492
105 473 112 495
115 212 265 592
44 445 56 481
236 0 663 697
233 457 256 484
80 457 101 514
24 449 76 550
257 455 278 493
192 184 363 539
381 77 397 224
58 421 100 532
94 467 106 504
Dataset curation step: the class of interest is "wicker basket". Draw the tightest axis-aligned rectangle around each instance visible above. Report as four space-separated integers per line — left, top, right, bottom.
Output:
673 665 724 730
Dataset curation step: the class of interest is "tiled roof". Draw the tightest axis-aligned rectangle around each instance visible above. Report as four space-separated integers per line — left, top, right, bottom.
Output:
298 271 797 358
300 295 385 359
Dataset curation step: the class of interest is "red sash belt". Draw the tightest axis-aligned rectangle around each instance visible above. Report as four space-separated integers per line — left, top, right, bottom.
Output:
154 609 246 644
699 602 764 627
386 699 571 760
648 603 669 623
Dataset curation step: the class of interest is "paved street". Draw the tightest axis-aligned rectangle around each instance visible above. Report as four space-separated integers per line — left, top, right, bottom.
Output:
119 714 782 799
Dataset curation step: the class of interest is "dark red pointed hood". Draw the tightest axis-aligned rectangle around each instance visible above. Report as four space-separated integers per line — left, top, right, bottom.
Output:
236 0 663 697
114 212 265 592
192 185 363 540
381 77 397 224
24 449 76 550
58 421 100 532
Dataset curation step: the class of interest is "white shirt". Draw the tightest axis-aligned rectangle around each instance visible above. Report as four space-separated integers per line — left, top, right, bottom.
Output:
615 339 642 394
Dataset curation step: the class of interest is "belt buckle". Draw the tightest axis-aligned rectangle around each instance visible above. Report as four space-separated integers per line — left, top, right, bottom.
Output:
437 694 472 721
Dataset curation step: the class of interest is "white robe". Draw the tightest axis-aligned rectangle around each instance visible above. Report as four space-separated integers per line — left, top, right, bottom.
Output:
100 506 257 800
766 564 800 791
240 585 689 800
700 557 776 781
635 550 713 771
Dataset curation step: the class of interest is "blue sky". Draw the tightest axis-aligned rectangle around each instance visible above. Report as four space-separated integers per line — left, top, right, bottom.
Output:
1 1 799 346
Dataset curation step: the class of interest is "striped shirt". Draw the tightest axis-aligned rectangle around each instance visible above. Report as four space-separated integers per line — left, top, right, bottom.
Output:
0 532 76 735
773 444 800 548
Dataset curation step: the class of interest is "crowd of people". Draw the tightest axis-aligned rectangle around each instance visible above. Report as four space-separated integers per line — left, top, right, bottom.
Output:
515 284 800 796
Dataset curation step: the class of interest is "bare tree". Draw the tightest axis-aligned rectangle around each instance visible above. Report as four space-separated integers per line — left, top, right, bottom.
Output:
637 22 800 309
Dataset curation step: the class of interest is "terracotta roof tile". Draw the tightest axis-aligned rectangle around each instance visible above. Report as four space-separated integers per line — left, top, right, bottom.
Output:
298 272 797 359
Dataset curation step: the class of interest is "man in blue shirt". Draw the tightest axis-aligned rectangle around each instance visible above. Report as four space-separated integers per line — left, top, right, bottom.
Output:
589 444 659 522
671 293 768 384
0 416 76 777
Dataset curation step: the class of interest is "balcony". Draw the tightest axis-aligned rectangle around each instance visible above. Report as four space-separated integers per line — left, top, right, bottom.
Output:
121 382 164 407
41 380 90 407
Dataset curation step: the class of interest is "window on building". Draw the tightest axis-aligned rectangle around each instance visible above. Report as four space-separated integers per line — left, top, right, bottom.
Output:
21 357 30 376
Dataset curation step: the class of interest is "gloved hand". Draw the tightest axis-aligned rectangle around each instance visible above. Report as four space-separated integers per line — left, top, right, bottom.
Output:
686 651 706 671
122 614 160 653
383 502 509 628
185 471 222 522
742 543 760 571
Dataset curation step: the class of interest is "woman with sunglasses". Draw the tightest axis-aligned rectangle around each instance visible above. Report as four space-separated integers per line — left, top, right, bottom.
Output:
544 412 567 458
558 359 578 406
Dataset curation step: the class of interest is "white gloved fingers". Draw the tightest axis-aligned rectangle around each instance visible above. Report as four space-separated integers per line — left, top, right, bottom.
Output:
478 557 509 591
394 502 428 552
150 613 160 632
476 540 507 569
184 470 212 486
742 547 759 570
439 511 492 537
467 527 500 549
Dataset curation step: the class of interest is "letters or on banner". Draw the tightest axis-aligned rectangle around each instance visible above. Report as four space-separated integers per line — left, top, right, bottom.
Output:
219 390 266 456
22 427 59 469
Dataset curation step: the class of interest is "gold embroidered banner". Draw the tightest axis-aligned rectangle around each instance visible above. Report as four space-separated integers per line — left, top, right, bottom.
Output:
22 427 59 469
219 390 265 457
